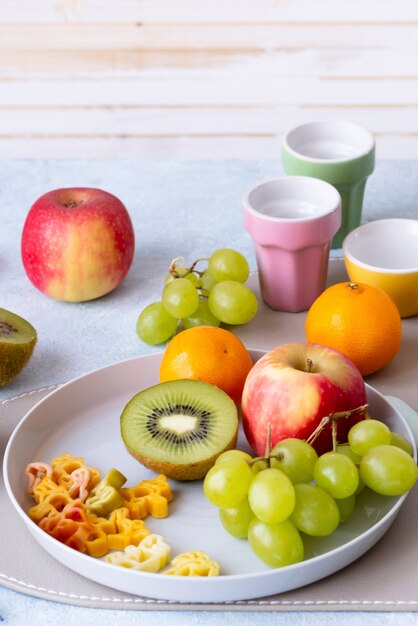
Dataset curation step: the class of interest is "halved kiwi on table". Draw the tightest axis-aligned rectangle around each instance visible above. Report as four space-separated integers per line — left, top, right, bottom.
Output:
120 379 239 481
0 308 37 387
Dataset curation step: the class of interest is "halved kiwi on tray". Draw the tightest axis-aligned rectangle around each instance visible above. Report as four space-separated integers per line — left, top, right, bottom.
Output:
0 308 37 387
120 379 239 481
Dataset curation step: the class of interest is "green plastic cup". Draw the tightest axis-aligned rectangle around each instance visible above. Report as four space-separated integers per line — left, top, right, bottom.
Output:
282 121 375 249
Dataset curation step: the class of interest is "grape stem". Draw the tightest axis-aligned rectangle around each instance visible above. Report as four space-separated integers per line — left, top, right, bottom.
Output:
247 404 368 467
305 404 369 449
168 256 208 279
247 423 285 468
332 419 338 451
264 423 272 457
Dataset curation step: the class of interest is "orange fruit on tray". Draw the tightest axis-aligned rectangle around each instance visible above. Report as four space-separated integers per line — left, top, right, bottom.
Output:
305 282 402 376
159 326 253 404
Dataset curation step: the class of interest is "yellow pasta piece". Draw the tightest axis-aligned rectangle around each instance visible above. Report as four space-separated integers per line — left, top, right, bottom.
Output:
105 533 170 572
87 506 131 534
134 474 173 501
87 508 119 535
107 515 150 551
32 476 66 503
52 453 100 492
120 488 148 519
121 474 173 519
29 478 73 522
51 453 87 486
86 507 151 555
84 528 109 558
84 508 123 558
163 551 220 577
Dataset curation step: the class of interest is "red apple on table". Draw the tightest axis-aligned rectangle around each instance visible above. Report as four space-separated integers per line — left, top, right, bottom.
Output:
241 342 367 456
21 188 135 302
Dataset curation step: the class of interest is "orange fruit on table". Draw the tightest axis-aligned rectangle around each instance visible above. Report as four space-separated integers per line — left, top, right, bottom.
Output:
305 282 402 376
159 326 253 404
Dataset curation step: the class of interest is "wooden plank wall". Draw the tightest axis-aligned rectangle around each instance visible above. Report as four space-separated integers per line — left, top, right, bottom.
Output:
1 0 418 158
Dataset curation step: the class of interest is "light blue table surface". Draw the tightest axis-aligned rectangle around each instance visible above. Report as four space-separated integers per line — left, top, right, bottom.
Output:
1 159 418 625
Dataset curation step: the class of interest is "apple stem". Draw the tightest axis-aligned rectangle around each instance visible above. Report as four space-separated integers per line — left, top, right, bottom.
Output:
63 200 83 208
305 358 313 373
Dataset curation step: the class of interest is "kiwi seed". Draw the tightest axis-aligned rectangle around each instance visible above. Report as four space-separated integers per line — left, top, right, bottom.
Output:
120 379 239 481
0 308 37 387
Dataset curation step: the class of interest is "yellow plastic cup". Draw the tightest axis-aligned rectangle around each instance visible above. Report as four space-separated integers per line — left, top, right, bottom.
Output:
343 218 418 318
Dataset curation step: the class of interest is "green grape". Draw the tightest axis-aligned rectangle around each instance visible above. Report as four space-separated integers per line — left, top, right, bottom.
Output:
359 444 418 496
162 277 199 318
335 494 356 524
208 248 250 284
136 302 178 345
348 419 392 456
184 271 201 289
390 432 413 455
164 269 201 289
203 459 253 508
290 483 340 536
270 438 318 484
251 458 269 474
182 300 220 329
164 267 187 286
336 444 361 464
200 269 216 296
248 518 304 568
208 280 258 325
248 467 295 523
313 451 359 499
336 445 365 494
215 449 253 464
219 498 255 538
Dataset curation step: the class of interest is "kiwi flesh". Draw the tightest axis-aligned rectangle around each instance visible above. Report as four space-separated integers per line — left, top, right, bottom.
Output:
120 379 239 481
0 308 37 387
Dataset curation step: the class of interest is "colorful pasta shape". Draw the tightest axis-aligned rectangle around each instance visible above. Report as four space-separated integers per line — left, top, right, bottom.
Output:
38 499 96 553
52 453 100 492
25 454 174 560
29 477 74 522
68 467 92 502
85 469 127 517
105 533 171 572
25 462 54 494
163 551 220 577
121 474 173 519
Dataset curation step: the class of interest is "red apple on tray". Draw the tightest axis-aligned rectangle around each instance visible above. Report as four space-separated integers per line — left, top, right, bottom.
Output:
21 188 135 302
241 342 367 456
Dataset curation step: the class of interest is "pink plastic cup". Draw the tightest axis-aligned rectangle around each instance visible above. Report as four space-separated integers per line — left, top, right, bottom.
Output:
243 176 341 312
